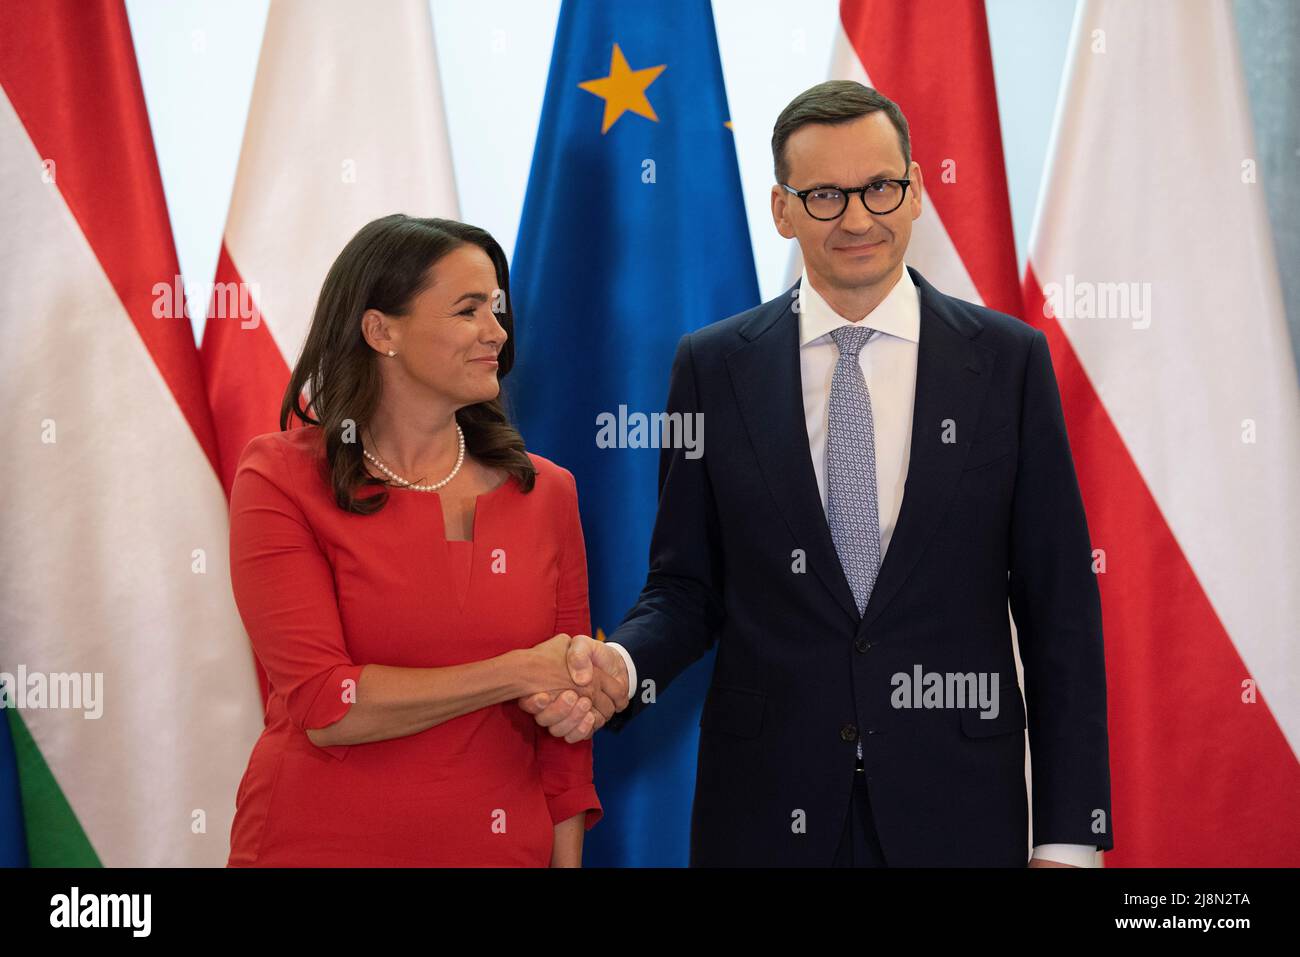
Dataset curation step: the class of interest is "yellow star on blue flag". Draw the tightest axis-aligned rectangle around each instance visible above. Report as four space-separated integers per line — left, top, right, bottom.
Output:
578 43 666 134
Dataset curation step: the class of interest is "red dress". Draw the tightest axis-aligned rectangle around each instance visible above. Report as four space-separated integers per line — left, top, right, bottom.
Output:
226 427 600 866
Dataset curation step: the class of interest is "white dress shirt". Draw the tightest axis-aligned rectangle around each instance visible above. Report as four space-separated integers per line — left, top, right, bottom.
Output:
798 264 919 555
606 264 1098 867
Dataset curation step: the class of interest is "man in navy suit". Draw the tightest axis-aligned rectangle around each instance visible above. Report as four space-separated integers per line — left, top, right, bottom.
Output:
520 81 1113 867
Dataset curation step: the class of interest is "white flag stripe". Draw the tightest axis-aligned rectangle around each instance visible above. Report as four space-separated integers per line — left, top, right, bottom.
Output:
1029 0 1300 754
0 89 262 866
224 0 459 366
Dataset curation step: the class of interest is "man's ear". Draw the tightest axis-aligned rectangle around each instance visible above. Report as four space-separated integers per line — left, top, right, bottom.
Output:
908 161 924 221
771 185 796 240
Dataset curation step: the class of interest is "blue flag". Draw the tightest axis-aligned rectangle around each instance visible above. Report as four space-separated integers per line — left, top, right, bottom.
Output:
1 711 28 867
510 0 760 866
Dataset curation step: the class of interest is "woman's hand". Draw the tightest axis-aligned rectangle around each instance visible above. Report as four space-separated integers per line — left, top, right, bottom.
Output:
522 633 607 741
518 633 628 742
525 633 598 742
523 633 589 696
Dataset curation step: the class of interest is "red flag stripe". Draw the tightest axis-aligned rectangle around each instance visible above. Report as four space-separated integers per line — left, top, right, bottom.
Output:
198 243 289 708
199 242 295 499
0 0 219 473
840 0 1021 317
1024 265 1300 866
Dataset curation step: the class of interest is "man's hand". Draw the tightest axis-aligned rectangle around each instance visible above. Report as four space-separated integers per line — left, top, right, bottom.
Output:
519 634 629 742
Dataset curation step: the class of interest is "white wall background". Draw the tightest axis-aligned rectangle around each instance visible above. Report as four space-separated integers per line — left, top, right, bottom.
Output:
119 0 1111 342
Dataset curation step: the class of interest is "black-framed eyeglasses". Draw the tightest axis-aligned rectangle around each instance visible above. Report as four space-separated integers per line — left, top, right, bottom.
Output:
780 178 911 220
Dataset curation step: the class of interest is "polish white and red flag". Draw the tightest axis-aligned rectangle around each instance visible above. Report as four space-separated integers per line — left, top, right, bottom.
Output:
810 0 1021 316
1025 0 1300 865
201 0 460 500
0 0 262 865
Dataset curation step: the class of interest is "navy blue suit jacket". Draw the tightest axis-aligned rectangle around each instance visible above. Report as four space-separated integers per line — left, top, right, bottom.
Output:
607 266 1113 866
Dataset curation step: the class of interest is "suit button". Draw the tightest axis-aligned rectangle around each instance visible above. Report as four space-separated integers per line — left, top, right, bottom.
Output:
855 638 873 654
840 725 859 742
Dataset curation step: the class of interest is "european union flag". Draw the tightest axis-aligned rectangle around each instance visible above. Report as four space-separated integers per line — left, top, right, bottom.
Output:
510 1 759 866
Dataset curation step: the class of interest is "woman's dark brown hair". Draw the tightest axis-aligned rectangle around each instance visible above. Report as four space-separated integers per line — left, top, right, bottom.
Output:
281 213 536 513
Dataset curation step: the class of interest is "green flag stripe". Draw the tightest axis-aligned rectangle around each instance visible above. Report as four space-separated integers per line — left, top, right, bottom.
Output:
5 709 101 867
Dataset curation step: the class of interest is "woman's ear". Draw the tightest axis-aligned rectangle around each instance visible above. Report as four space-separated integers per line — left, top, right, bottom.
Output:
360 308 395 356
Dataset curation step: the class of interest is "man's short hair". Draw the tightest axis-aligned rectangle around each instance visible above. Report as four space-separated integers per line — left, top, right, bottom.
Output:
771 80 912 184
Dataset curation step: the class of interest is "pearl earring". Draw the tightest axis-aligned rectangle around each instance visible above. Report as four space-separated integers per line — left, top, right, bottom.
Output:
386 350 396 357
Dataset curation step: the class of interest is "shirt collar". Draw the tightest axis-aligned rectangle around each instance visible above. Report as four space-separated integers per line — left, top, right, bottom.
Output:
797 263 920 347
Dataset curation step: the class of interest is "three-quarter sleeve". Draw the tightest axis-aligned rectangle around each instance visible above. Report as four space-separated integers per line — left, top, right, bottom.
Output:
228 434 365 760
534 467 602 829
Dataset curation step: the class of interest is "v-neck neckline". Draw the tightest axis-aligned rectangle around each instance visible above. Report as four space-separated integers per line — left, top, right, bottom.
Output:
427 476 514 613
431 473 513 544
371 464 514 541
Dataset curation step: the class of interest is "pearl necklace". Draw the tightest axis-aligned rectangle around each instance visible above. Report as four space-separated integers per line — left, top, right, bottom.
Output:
363 425 465 492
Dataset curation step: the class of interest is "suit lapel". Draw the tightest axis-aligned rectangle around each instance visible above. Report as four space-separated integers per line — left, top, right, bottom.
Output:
726 283 860 623
724 268 996 630
860 267 996 630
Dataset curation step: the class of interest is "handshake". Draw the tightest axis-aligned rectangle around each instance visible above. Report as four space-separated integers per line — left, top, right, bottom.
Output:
516 633 630 743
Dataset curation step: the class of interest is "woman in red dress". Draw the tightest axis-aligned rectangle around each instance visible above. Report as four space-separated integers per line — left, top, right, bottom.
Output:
226 214 625 867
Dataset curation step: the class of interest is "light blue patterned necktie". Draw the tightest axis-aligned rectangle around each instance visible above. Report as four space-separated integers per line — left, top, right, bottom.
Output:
826 324 883 619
